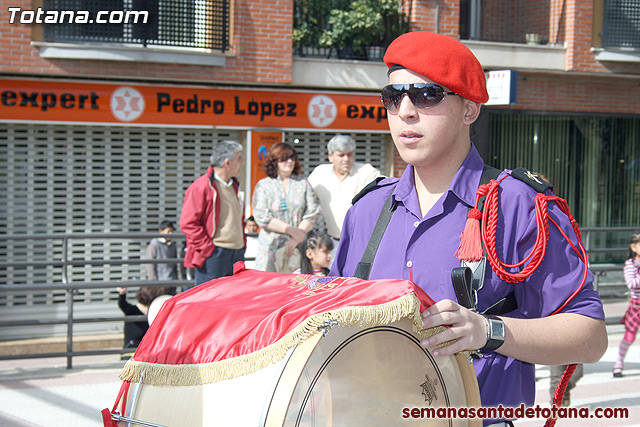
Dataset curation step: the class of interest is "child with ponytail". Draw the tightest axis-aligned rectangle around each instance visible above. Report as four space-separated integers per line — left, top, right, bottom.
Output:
295 231 334 276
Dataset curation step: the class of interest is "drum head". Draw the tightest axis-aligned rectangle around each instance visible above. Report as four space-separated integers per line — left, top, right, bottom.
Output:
266 318 481 427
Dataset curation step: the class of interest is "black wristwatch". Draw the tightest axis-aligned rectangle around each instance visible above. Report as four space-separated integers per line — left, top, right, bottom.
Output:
480 314 505 352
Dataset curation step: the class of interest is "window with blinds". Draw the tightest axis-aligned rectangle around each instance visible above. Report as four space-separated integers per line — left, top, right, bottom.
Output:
42 0 231 51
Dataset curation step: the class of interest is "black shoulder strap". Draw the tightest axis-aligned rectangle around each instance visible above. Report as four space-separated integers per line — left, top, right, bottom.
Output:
352 177 387 205
353 189 396 280
511 167 553 193
482 292 518 316
478 164 501 211
481 164 501 184
349 165 518 318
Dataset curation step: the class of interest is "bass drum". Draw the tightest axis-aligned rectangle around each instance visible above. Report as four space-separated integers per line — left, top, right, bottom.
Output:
118 318 480 427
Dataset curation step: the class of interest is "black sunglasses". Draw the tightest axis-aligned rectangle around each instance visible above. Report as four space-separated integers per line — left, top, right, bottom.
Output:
279 154 296 162
381 83 458 113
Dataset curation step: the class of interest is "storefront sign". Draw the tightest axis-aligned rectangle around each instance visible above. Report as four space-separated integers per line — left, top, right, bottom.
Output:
485 70 518 106
0 78 389 131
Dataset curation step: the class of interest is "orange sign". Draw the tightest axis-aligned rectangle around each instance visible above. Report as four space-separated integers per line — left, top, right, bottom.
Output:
250 131 283 199
0 78 389 131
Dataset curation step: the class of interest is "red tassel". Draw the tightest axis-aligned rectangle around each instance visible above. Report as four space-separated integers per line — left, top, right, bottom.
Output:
456 208 483 261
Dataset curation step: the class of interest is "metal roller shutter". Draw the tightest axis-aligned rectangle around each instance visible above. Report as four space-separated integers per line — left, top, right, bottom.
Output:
0 123 239 338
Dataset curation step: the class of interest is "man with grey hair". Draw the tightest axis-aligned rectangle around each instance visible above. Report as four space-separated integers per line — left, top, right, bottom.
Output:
180 140 245 287
308 135 381 252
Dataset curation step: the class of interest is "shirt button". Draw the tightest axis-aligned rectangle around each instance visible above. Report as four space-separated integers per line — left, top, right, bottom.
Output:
413 221 419 227
406 261 413 268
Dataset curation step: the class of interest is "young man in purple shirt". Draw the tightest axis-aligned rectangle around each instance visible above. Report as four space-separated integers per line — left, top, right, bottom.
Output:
330 32 607 426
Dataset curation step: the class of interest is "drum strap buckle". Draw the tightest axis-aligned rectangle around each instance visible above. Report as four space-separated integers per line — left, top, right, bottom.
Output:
318 319 339 336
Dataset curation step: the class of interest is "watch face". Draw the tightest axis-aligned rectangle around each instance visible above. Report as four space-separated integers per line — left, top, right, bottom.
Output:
490 319 505 339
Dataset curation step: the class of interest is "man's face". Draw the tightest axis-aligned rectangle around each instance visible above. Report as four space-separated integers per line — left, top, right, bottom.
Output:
386 68 475 170
328 150 354 176
227 151 244 177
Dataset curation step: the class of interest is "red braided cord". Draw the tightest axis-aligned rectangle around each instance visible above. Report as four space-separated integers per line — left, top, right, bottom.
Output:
477 179 589 427
481 182 550 283
544 364 578 427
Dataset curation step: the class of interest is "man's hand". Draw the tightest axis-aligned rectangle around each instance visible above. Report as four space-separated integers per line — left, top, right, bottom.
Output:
116 287 127 295
420 299 488 356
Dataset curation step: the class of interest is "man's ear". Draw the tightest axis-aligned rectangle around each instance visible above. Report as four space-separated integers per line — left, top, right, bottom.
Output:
462 100 482 125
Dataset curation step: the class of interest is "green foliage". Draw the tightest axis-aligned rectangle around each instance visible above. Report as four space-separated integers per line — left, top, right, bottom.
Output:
293 1 333 48
320 2 381 50
294 0 409 58
293 19 320 48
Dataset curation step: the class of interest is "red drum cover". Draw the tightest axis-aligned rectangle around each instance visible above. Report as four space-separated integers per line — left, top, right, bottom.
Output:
119 262 442 386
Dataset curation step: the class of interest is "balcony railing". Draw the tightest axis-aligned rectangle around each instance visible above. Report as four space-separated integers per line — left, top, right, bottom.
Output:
42 0 231 52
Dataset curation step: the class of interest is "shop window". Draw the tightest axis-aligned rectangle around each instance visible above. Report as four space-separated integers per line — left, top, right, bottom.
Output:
488 112 640 238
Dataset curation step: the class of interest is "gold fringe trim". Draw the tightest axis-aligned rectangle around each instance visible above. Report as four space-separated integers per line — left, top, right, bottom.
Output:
119 293 447 387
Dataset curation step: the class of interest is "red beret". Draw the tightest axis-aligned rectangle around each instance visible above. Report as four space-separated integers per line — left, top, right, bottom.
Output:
384 31 489 104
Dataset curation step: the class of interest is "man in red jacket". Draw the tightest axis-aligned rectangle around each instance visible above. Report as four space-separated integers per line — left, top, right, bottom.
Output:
180 140 245 288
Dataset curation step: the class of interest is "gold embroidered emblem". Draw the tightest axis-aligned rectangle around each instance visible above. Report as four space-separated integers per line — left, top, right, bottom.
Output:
291 275 349 295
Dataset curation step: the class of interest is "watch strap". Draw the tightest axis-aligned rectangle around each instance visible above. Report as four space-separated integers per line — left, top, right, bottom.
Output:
481 314 505 352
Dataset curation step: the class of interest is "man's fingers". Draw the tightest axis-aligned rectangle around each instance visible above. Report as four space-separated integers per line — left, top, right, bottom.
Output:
421 327 473 356
422 299 460 318
422 311 461 329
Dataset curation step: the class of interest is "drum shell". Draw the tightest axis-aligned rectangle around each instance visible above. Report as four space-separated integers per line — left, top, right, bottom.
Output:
118 318 480 427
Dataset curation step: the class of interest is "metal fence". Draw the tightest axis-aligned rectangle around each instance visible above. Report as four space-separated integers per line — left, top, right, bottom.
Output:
0 227 635 367
0 232 192 368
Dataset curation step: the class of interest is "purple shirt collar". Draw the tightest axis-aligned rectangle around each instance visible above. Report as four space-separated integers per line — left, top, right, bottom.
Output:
392 144 485 218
